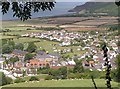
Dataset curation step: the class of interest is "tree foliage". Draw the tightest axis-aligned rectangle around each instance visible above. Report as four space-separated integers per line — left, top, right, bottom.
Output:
8 41 15 49
2 44 13 54
0 72 7 86
29 76 39 81
115 0 120 6
1 1 56 21
15 43 24 50
26 42 37 53
48 67 67 79
24 53 34 61
9 56 19 67
114 54 120 82
73 60 84 73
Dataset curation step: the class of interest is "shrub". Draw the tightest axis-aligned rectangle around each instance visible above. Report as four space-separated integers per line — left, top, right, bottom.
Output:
29 76 39 81
0 72 7 86
26 28 32 30
6 77 13 84
14 78 25 83
45 75 53 80
68 73 76 79
78 73 90 79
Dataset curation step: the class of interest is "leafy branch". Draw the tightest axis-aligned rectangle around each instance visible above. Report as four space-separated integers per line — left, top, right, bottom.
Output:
1 1 56 21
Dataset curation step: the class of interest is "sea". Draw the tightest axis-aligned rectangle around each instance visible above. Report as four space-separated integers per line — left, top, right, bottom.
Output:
1 2 84 20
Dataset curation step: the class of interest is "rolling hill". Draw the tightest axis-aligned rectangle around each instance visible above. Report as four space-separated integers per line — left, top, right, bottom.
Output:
68 2 118 16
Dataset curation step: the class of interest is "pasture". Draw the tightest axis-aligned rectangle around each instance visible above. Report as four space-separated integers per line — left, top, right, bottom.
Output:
2 79 119 88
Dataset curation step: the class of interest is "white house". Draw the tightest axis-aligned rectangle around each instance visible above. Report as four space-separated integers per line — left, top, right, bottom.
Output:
0 57 4 69
0 61 4 69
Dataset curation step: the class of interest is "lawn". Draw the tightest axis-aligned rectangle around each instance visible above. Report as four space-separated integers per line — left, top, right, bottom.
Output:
2 79 119 88
23 74 48 81
35 40 59 53
0 36 16 39
13 37 41 43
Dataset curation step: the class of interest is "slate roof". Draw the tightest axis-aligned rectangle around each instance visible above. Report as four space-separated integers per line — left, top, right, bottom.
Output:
12 49 28 55
35 53 61 59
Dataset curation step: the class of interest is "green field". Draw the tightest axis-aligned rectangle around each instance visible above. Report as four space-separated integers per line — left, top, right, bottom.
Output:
23 74 48 81
2 79 119 88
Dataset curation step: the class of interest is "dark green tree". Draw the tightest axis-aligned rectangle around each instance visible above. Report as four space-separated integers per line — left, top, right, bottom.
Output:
27 42 37 53
24 53 34 61
9 56 19 67
29 76 39 81
2 44 13 54
59 66 67 79
1 1 56 21
114 54 120 82
15 43 24 50
0 72 7 86
73 60 84 73
2 39 7 46
8 41 15 49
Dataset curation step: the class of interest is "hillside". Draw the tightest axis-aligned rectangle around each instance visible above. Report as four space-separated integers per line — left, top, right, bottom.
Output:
2 79 118 88
68 2 118 16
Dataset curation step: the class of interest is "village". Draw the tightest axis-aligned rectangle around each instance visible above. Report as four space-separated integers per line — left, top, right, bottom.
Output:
0 28 119 79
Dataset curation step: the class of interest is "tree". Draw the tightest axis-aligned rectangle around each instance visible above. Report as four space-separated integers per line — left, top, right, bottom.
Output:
59 67 67 79
46 63 50 69
73 60 84 73
1 1 56 21
2 44 13 54
49 69 60 79
26 42 37 53
15 43 24 50
115 0 120 7
29 76 39 81
1 55 9 70
0 72 7 86
0 72 13 86
24 53 34 61
48 67 67 79
9 56 19 67
2 39 7 46
114 54 120 82
8 41 15 49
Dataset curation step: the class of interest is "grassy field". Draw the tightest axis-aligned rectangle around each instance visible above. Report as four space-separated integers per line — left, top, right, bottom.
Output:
0 33 86 56
2 79 119 88
23 74 48 81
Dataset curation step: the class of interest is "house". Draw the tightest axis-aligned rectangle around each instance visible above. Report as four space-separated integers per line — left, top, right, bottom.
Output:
35 52 60 62
27 59 50 68
26 68 37 76
13 69 23 77
61 40 71 46
67 60 76 66
110 43 118 51
11 49 28 61
51 66 62 69
89 61 95 67
82 60 89 67
14 62 24 69
0 56 4 69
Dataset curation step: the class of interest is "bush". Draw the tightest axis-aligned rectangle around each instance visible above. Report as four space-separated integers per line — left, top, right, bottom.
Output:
79 73 90 79
0 72 7 86
68 73 76 79
26 28 32 30
6 77 13 84
29 76 39 81
45 75 53 80
14 78 25 83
